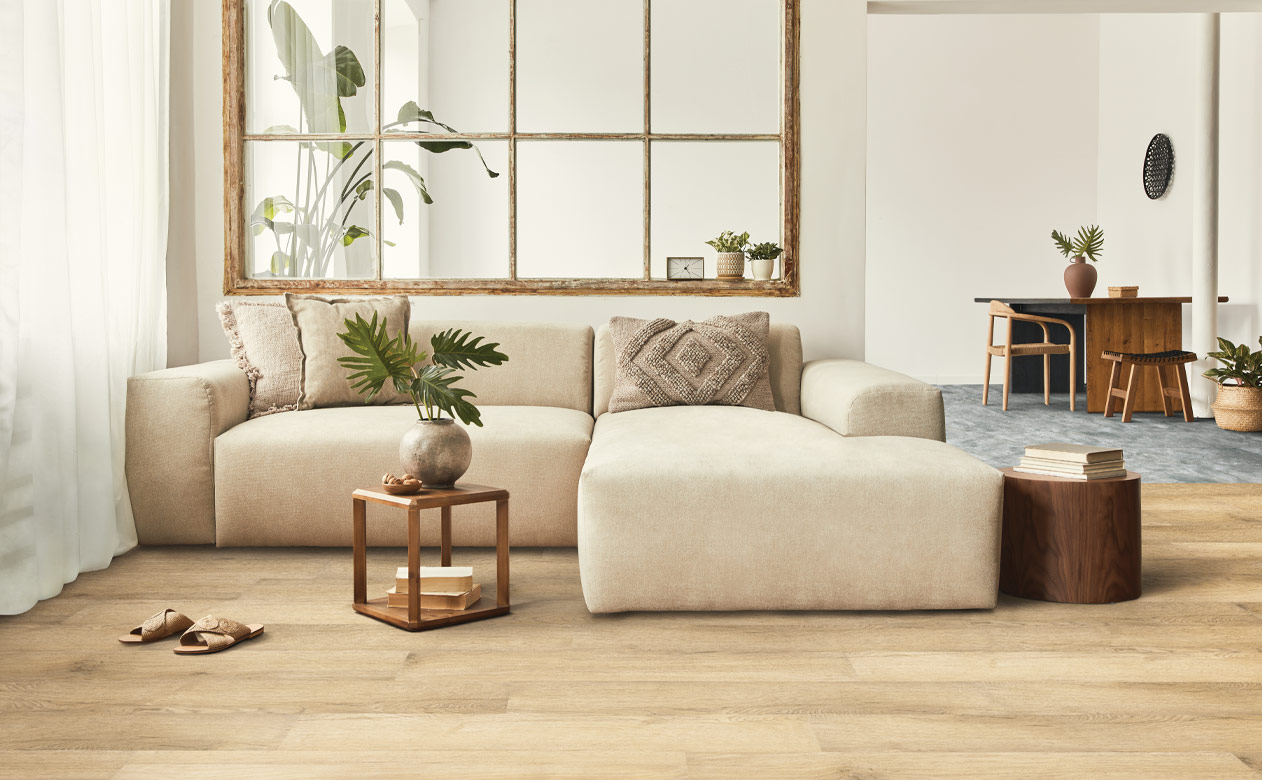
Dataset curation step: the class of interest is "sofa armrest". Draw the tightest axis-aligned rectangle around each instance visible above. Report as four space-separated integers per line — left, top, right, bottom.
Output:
125 360 249 544
800 360 945 441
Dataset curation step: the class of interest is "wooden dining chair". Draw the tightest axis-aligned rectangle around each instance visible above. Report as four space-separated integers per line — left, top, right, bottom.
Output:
983 300 1077 411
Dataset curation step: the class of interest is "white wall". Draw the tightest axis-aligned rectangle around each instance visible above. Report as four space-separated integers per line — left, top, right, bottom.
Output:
865 14 1101 383
169 0 869 367
1097 13 1262 351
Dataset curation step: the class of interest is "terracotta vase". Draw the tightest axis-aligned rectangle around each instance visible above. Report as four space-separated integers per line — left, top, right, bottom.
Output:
398 419 472 488
716 252 746 280
1063 256 1098 298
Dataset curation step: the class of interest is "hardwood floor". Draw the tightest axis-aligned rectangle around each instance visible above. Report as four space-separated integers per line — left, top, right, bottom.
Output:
1 483 1260 779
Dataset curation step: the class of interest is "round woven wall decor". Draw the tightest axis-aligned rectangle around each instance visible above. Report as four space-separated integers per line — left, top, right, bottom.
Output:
1143 133 1174 200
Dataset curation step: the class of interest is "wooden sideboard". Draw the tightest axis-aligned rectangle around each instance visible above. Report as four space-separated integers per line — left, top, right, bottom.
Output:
974 296 1229 413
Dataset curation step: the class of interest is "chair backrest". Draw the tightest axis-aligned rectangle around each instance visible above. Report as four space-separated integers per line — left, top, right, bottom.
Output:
592 321 804 417
408 319 594 414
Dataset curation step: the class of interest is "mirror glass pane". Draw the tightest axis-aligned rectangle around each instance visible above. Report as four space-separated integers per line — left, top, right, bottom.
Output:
517 0 643 132
650 141 780 279
381 0 509 134
246 0 376 135
517 141 643 278
382 139 509 278
245 140 378 279
650 0 780 134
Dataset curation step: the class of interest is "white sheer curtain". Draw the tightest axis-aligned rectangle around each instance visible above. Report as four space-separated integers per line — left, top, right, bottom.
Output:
0 0 169 615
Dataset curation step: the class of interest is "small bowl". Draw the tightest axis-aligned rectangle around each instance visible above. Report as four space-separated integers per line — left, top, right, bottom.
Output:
381 482 423 495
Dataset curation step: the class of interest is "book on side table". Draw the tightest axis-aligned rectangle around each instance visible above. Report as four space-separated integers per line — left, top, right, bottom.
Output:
1015 442 1127 480
387 566 480 610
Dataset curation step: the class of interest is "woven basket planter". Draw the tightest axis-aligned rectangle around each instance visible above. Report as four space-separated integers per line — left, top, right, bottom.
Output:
716 252 746 280
1211 385 1262 432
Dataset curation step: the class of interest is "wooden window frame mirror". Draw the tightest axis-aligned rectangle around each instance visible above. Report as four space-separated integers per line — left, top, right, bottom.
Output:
222 0 800 297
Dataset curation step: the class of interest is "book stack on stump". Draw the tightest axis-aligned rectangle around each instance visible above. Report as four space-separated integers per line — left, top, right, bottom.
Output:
1015 442 1127 480
386 566 481 611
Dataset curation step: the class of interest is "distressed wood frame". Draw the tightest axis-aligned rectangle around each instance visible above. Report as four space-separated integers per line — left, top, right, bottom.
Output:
223 0 800 296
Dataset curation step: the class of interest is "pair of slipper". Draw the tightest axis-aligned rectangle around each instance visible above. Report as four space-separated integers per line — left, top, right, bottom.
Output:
118 609 264 654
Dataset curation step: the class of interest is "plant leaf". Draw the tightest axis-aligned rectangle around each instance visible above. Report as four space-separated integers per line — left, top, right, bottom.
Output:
267 0 344 134
384 160 432 204
342 225 370 246
325 44 365 98
382 187 405 224
335 313 421 401
410 365 483 426
430 328 509 371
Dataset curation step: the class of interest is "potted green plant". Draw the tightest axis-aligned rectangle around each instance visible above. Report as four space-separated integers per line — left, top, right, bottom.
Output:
747 241 783 281
1051 225 1104 298
706 230 750 280
337 314 508 487
1203 337 1262 432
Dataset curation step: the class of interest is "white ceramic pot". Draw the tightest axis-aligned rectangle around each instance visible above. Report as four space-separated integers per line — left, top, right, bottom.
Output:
716 252 746 280
750 258 775 281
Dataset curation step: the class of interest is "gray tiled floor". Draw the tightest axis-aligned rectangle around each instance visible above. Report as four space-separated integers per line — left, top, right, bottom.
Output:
940 384 1262 483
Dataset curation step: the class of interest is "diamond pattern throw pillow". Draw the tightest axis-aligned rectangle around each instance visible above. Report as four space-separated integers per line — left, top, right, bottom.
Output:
607 312 775 413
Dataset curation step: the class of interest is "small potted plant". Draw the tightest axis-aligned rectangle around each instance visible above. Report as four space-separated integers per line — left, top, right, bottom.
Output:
706 230 750 280
1203 336 1262 431
1051 225 1103 298
747 241 783 281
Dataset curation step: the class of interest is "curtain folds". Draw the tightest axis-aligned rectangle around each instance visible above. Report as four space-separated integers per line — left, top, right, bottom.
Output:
0 0 169 615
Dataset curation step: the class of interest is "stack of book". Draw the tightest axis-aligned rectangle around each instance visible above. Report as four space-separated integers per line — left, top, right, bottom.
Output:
1015 443 1127 480
386 566 481 611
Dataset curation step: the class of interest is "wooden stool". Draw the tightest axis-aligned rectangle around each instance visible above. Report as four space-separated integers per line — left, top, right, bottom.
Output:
1102 350 1196 422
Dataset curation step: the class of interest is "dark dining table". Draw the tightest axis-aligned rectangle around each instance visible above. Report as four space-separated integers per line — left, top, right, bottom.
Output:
974 296 1228 413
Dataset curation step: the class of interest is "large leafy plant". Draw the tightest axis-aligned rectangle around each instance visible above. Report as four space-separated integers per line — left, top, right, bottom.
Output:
1204 337 1262 388
705 230 750 254
1051 225 1104 262
253 1 498 278
336 314 508 426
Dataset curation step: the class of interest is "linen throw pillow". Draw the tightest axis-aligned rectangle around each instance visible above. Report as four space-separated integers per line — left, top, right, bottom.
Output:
284 293 412 410
216 301 303 418
607 312 775 413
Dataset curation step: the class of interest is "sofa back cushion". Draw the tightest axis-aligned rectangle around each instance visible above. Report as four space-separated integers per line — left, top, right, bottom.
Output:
408 320 595 414
594 321 802 417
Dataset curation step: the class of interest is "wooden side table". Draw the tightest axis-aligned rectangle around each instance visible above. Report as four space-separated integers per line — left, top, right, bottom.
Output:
999 468 1142 604
352 483 510 631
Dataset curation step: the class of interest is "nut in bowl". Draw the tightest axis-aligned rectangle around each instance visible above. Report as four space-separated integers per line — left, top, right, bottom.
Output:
381 473 424 495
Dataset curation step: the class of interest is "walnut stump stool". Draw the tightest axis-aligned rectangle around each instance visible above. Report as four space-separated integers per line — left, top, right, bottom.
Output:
999 468 1142 604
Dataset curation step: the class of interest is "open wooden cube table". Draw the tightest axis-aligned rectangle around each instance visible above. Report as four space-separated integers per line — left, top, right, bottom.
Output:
352 484 509 631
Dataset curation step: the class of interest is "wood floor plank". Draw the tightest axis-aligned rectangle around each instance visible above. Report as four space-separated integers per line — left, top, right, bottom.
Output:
686 751 1261 779
0 483 1258 778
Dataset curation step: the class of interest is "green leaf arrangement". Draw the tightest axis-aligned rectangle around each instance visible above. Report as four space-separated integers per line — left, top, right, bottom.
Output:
1050 225 1104 262
1203 336 1262 388
336 314 509 426
705 230 750 254
747 241 783 262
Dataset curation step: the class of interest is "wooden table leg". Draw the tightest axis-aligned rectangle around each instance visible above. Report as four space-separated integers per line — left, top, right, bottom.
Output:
407 506 420 626
496 499 510 608
440 506 452 567
352 498 367 605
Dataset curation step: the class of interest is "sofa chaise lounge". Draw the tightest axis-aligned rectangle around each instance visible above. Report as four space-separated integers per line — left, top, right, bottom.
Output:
126 318 1002 612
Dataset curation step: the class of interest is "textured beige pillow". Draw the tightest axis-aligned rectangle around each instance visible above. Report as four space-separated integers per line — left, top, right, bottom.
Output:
216 300 303 418
284 293 412 410
607 312 775 414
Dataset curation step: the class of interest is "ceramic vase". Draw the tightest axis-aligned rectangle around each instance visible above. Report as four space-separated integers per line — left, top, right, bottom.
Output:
716 252 746 280
399 418 472 488
750 258 775 281
1063 256 1098 298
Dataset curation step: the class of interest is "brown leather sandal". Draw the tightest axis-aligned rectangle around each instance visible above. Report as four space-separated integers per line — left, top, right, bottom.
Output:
174 616 265 655
119 609 195 644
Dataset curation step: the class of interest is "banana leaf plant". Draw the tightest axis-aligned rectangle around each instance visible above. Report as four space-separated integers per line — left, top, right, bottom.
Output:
336 314 509 426
1203 337 1262 388
252 1 498 278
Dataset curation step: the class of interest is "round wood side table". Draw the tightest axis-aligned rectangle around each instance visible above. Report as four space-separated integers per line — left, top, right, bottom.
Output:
999 468 1142 604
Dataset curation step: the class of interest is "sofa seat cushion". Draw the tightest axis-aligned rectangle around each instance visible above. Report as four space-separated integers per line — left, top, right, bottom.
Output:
577 406 1002 612
215 405 592 546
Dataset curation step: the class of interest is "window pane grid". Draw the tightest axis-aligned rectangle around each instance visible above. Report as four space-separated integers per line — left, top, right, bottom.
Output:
230 0 797 295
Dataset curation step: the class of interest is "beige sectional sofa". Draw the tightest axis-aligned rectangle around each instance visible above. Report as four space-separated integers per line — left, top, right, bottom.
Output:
126 318 1003 611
